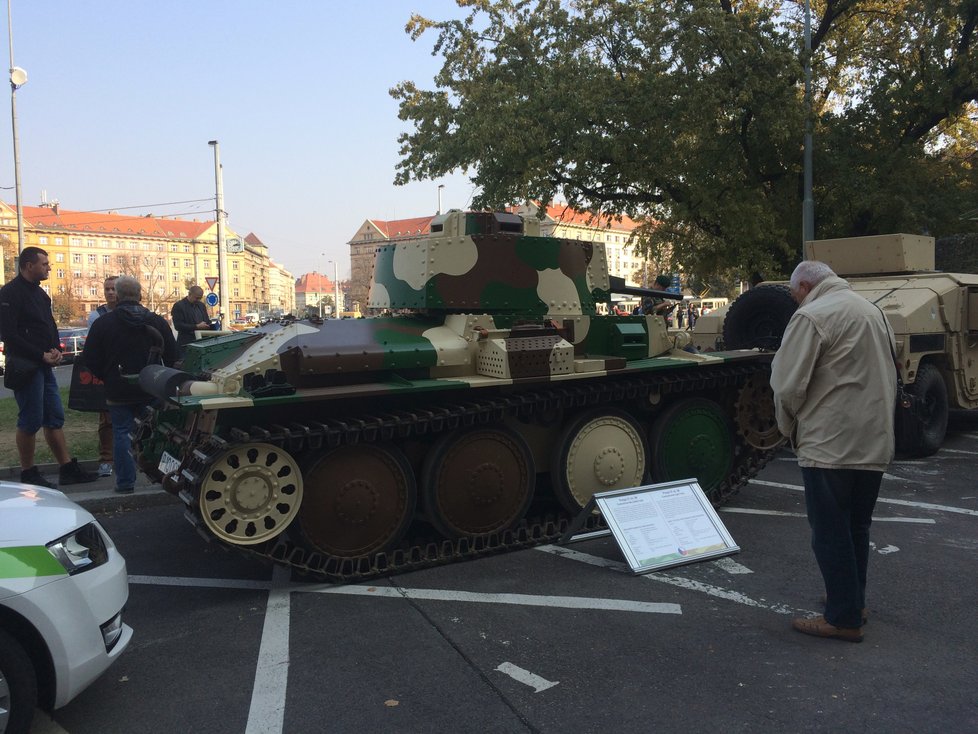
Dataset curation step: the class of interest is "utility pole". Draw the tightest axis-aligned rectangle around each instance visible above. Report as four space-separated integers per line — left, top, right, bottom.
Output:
802 0 815 255
208 140 230 329
437 184 444 215
333 259 340 317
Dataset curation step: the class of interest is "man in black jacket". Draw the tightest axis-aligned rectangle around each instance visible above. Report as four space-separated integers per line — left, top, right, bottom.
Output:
83 275 177 493
0 246 97 488
170 285 209 357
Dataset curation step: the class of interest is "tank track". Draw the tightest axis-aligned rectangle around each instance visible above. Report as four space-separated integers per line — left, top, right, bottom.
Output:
155 359 776 583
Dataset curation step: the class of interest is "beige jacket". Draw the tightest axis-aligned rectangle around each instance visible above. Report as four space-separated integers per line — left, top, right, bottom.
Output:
770 275 896 470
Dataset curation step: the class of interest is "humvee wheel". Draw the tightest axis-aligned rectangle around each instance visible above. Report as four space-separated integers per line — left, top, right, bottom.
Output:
735 372 786 450
422 427 535 537
649 398 734 496
896 362 949 458
295 444 416 557
199 443 302 546
551 408 648 513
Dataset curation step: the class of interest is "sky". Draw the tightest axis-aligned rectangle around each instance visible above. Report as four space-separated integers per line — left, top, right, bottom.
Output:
1 0 476 280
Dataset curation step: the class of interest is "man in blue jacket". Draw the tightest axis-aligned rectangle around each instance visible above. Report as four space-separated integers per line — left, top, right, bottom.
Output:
83 275 178 493
0 247 97 488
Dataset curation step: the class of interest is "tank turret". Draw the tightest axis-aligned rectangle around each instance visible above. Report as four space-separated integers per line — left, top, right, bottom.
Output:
133 210 781 582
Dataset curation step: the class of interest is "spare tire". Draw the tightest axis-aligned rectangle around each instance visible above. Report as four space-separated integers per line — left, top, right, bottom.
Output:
723 285 797 350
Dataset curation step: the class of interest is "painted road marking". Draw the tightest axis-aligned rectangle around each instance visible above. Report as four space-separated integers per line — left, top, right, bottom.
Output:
245 565 291 734
495 662 558 693
750 479 978 517
714 557 753 574
721 507 936 524
129 575 681 614
305 584 681 615
535 546 811 616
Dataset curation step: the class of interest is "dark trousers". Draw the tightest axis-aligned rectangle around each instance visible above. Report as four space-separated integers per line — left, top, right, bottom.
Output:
97 410 113 463
801 467 882 629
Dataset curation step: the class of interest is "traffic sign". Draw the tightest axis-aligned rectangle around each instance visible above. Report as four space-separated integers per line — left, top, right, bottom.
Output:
205 277 219 291
205 292 219 307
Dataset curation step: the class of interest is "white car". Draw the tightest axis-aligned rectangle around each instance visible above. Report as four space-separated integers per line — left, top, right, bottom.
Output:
0 482 132 734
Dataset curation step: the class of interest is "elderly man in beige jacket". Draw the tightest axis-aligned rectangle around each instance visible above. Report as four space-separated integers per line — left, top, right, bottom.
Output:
770 260 896 642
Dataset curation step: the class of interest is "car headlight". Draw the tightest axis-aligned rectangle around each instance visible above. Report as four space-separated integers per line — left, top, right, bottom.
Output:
46 522 109 575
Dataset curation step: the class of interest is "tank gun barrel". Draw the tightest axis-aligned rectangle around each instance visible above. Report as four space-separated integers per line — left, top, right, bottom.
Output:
608 276 684 300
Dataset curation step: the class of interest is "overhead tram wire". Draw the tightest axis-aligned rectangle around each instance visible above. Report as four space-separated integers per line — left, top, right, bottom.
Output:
78 197 214 213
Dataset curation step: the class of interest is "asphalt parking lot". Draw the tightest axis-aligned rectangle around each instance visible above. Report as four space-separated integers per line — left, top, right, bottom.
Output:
34 425 978 734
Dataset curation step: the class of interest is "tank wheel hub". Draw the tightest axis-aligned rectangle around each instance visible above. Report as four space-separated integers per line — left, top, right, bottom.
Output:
199 443 303 546
334 480 379 525
735 372 785 450
468 463 504 506
592 447 626 486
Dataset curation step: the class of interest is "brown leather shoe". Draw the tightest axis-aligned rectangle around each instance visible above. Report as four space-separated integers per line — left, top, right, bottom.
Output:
820 595 868 624
792 615 863 643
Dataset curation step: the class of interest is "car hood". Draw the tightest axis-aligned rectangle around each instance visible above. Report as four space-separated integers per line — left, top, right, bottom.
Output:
0 481 97 546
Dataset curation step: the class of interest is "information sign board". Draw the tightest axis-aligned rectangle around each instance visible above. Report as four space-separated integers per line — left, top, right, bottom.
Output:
563 478 739 574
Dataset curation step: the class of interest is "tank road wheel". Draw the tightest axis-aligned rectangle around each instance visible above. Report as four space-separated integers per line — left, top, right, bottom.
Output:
295 444 417 558
550 408 649 513
422 427 535 538
723 285 797 350
649 398 734 496
735 371 786 450
896 362 949 458
199 443 302 546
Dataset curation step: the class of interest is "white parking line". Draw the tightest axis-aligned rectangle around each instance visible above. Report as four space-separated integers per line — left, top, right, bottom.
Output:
245 565 291 734
749 479 978 517
713 557 753 574
495 662 558 693
537 546 809 616
720 507 936 523
303 583 681 615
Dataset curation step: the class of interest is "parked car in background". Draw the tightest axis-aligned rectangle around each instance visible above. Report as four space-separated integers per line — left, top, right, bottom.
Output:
57 328 87 364
0 481 132 733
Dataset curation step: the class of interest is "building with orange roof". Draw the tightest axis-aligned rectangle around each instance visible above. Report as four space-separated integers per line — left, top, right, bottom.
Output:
346 215 435 309
0 200 294 323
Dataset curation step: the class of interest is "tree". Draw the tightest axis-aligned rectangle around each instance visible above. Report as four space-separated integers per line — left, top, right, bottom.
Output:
392 0 978 281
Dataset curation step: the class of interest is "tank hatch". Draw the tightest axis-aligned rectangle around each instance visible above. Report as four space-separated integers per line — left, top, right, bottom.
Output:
804 234 935 276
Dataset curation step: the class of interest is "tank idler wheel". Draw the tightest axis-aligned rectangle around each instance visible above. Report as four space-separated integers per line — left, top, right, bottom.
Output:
295 444 417 558
735 371 786 450
649 398 734 496
550 408 649 513
199 443 303 546
422 427 535 538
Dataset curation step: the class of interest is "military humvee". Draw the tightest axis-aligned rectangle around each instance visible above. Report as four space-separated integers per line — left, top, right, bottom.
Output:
709 233 978 457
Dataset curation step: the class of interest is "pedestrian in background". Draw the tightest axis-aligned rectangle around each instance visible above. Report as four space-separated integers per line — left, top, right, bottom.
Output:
83 276 177 494
770 260 896 643
0 246 98 488
87 274 119 477
170 284 209 358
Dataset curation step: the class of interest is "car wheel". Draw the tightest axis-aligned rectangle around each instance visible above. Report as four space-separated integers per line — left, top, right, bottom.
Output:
896 362 949 458
0 627 38 734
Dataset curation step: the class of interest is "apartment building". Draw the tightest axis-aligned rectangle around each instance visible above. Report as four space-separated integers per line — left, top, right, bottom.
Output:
0 200 294 322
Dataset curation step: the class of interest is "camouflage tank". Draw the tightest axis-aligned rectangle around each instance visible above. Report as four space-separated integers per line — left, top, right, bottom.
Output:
134 211 782 581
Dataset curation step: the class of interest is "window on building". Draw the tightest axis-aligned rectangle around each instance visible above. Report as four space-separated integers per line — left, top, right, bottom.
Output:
170 244 178 252
89 271 97 279
203 246 210 253
73 286 82 296
42 285 50 294
130 256 139 265
56 269 64 278
72 253 81 263
55 237 63 245
101 239 109 248
172 273 179 281
183 245 190 253
234 288 239 297
157 244 164 251
71 237 81 246
58 285 65 294
172 259 178 268
156 274 164 282
172 287 179 296
72 270 81 278
232 262 239 270
55 253 64 262
88 254 96 264
157 258 164 266
184 259 191 267
90 286 98 296
204 260 211 269
39 236 48 244
116 255 125 264
233 276 239 284
87 239 95 247
102 255 110 264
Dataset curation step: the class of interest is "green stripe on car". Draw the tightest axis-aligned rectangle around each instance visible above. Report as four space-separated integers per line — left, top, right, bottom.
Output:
0 546 67 578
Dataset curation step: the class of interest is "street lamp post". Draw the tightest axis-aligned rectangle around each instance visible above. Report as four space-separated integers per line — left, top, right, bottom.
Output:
208 140 230 330
328 259 340 317
7 0 27 269
437 184 444 215
802 0 815 254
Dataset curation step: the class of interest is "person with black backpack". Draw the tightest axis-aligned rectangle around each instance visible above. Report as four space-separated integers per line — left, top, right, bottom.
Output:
82 275 177 494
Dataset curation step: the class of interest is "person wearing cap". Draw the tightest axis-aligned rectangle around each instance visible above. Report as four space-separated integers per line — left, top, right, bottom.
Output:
645 274 676 316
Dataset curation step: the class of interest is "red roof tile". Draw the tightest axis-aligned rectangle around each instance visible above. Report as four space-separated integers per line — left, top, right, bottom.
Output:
369 216 434 239
19 203 215 240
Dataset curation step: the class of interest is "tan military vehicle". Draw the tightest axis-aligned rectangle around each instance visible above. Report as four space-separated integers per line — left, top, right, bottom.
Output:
705 233 978 457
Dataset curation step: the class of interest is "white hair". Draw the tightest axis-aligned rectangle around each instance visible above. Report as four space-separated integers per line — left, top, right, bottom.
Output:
790 261 835 290
114 275 142 302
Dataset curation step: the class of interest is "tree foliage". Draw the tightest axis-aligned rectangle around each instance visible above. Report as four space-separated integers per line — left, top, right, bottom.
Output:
392 0 978 283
